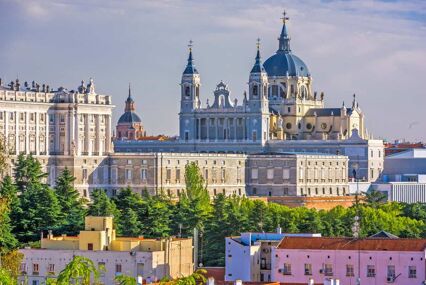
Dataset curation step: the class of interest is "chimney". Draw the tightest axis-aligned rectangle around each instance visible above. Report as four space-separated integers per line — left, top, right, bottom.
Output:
235 280 242 285
207 277 215 285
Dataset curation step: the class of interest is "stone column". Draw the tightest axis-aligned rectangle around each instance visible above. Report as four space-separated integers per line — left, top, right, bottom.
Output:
206 117 210 142
198 118 201 141
4 111 8 152
96 114 101 156
55 114 60 153
15 111 19 154
234 118 237 142
45 113 49 155
74 111 80 155
84 114 90 155
215 118 218 141
106 114 112 153
35 112 40 155
25 112 29 154
64 112 69 155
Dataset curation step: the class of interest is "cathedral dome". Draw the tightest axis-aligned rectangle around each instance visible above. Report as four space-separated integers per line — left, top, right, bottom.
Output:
264 52 310 77
263 14 310 77
117 111 142 124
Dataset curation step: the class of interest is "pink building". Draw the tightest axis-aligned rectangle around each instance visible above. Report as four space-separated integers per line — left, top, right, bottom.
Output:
271 237 426 285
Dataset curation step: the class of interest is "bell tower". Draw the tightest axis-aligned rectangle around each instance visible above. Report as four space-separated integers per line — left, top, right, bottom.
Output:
247 40 270 144
179 41 201 141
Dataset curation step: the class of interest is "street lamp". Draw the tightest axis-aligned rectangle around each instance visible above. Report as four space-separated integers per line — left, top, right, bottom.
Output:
352 163 361 285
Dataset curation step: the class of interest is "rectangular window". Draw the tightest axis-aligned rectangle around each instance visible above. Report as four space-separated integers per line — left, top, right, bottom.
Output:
267 169 274 180
141 169 147 181
126 169 132 180
304 263 312 275
20 263 26 273
166 169 171 180
324 264 333 276
48 263 55 273
283 263 291 275
221 169 225 180
387 265 395 280
204 169 208 180
251 169 258 180
111 168 117 183
409 266 416 278
115 264 122 274
346 264 354 277
32 281 39 285
176 169 181 181
367 265 375 277
33 263 39 274
283 169 290 179
82 168 88 180
142 159 148 165
88 243 93 250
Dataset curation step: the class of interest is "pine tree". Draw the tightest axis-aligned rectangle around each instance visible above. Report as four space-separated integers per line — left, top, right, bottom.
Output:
139 192 172 238
118 208 141 237
54 168 86 235
12 155 61 242
88 189 119 218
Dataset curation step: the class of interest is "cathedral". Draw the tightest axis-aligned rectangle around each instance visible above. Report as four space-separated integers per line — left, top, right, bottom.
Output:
179 13 366 144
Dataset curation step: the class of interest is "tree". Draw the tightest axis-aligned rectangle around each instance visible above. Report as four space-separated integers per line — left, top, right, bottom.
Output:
115 274 137 285
0 135 8 176
174 163 212 236
0 198 18 253
119 207 142 237
365 190 387 208
172 269 207 285
0 250 23 280
139 192 173 238
14 154 47 192
50 256 100 285
54 168 86 235
12 155 61 242
0 268 14 285
88 189 119 217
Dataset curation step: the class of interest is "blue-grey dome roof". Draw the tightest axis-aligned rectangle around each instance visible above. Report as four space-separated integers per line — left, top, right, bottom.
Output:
117 111 141 124
264 52 310 77
263 18 310 77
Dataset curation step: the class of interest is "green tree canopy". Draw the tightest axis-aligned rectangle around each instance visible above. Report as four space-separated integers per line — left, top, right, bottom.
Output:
54 168 87 235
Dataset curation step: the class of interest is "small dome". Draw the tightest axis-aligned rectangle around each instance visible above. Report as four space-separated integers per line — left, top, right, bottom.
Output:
117 111 142 124
264 52 310 77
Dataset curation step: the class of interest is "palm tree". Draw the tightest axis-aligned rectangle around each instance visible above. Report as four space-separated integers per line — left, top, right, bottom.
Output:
115 274 137 285
173 269 207 285
47 256 100 285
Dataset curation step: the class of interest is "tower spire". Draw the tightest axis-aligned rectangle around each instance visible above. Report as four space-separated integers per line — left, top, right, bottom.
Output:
278 10 291 53
128 83 132 100
183 40 199 75
250 38 265 74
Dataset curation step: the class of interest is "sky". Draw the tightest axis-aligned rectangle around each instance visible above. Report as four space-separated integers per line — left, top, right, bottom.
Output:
1 0 425 141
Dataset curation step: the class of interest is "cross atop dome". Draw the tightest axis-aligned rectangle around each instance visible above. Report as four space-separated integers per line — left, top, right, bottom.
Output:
281 10 289 24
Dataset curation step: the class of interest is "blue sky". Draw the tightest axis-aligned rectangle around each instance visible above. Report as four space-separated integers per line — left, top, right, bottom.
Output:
1 0 425 141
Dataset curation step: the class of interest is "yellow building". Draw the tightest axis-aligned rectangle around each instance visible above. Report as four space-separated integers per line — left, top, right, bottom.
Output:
20 216 194 285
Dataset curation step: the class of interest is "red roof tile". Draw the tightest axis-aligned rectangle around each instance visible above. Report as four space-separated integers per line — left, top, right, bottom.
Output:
277 237 426 251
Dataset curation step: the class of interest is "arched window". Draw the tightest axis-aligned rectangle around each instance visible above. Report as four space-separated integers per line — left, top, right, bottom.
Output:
196 86 200 98
185 86 190 97
272 85 278 97
252 85 258 96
